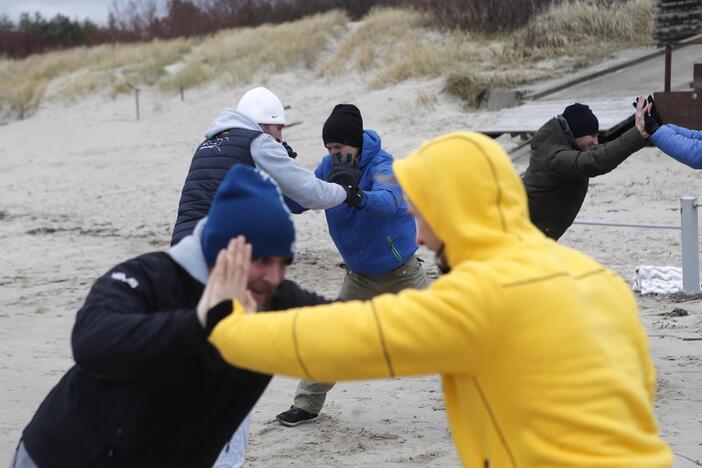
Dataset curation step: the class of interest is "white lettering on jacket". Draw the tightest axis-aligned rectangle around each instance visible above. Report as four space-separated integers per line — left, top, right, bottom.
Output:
110 271 139 289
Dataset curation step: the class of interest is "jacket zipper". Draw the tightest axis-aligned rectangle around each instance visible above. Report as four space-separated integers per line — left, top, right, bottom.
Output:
107 426 123 458
386 236 403 264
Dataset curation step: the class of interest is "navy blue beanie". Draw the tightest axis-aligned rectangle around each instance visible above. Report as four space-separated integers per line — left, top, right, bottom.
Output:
201 165 295 267
562 103 599 138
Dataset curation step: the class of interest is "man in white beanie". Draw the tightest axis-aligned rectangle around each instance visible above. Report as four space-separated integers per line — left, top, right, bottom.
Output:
171 86 349 245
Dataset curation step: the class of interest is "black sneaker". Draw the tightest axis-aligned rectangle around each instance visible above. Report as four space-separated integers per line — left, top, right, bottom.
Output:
275 406 318 427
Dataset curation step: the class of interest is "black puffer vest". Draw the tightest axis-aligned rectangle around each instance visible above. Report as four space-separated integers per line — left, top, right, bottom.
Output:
171 128 261 245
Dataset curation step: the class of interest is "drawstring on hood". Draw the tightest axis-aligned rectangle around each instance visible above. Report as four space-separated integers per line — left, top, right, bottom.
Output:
434 243 450 274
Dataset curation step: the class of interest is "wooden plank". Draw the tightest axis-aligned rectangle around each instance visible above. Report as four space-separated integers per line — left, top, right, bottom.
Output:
472 97 634 135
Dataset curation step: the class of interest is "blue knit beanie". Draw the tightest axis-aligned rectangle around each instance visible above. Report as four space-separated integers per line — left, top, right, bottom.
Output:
562 103 599 138
201 165 295 267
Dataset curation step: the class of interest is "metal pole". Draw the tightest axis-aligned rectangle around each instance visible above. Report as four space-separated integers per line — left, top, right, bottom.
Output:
680 197 700 294
135 88 140 121
664 45 672 92
573 220 680 230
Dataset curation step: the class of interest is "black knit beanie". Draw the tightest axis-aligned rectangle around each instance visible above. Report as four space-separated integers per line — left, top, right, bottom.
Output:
562 103 599 138
322 104 363 149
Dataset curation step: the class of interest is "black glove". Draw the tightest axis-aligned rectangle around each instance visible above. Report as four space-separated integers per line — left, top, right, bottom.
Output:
281 141 297 159
342 184 365 208
327 152 364 208
644 112 659 136
632 95 661 136
646 95 663 126
327 152 361 187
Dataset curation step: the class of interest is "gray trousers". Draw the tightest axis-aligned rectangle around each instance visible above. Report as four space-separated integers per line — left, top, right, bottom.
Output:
10 441 37 468
293 255 429 414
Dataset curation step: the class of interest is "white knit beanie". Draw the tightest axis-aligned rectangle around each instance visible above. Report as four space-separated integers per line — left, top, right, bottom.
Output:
236 87 286 125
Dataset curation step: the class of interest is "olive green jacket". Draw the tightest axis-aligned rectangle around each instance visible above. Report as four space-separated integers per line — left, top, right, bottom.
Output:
522 116 646 240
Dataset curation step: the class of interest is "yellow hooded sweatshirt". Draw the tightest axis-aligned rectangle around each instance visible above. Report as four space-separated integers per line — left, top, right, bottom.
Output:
210 132 672 467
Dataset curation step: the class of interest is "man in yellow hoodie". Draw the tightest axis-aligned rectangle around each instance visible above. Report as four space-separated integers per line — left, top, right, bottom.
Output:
201 132 672 467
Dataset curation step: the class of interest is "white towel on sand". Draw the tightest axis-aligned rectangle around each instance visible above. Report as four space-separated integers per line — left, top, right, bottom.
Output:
632 266 683 294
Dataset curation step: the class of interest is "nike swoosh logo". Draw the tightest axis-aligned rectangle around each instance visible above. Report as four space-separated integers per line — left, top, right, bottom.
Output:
271 115 279 118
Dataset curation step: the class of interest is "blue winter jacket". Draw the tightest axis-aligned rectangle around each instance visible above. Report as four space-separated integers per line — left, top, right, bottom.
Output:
288 130 418 275
651 124 702 169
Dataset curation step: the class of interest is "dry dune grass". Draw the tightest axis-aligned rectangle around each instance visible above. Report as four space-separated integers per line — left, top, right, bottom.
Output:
162 10 348 91
324 0 654 105
0 12 344 119
320 8 428 73
0 0 655 120
52 38 196 101
0 37 196 115
510 0 654 60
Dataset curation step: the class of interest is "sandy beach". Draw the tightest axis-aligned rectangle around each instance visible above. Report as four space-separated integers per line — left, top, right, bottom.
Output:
1 66 701 466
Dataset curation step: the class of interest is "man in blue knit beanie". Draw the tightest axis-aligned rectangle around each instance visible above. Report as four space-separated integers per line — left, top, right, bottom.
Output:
15 165 327 468
202 166 295 267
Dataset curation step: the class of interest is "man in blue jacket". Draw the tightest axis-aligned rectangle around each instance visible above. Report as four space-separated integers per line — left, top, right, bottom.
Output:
13 166 328 468
635 95 702 168
276 104 429 426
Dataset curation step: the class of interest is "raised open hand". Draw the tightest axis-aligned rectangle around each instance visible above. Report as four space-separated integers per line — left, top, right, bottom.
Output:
197 236 256 330
634 95 659 138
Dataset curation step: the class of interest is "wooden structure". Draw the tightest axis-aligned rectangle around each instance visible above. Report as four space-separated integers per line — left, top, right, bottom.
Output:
655 63 702 129
654 0 702 128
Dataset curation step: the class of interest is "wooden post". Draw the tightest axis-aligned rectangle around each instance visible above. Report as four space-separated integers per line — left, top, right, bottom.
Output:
180 84 184 101
664 45 672 92
135 88 140 121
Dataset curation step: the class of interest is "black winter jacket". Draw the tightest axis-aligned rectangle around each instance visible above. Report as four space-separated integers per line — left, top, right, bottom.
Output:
171 128 261 245
522 117 646 240
22 252 327 468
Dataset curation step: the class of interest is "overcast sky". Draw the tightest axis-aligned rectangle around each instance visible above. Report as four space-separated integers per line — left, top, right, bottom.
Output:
0 0 114 24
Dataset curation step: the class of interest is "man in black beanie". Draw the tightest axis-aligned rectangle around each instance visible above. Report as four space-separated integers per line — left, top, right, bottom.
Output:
522 102 648 240
275 104 429 427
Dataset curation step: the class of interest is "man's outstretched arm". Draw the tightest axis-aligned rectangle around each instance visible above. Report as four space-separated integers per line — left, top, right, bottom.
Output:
650 124 702 169
208 269 497 381
548 126 647 178
251 135 346 209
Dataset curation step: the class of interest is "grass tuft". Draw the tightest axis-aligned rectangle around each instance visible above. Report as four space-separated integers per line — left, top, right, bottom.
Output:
444 71 521 108
510 0 654 60
162 10 348 91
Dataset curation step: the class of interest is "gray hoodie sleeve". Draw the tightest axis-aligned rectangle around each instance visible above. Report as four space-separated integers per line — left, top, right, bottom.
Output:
251 134 346 209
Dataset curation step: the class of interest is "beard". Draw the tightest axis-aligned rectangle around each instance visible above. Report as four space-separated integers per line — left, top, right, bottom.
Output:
435 243 451 275
248 280 276 309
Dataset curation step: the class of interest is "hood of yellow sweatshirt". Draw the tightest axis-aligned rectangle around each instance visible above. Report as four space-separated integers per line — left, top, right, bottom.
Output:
393 131 543 266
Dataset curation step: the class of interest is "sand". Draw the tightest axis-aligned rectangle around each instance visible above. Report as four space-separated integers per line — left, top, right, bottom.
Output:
1 68 701 466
